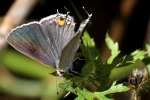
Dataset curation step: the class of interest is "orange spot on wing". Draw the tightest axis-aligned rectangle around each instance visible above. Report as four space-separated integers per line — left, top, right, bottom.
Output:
56 18 65 26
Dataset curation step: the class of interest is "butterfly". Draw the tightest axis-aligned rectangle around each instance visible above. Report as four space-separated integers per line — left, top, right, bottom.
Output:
7 12 92 76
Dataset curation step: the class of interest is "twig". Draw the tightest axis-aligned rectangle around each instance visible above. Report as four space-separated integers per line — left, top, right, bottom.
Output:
0 0 38 49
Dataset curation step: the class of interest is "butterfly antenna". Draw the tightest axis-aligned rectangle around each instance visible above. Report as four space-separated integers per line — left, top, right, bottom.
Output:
56 9 60 18
82 6 92 20
64 6 70 19
82 6 90 17
76 8 92 36
57 9 60 14
64 6 70 14
65 11 70 19
61 7 70 35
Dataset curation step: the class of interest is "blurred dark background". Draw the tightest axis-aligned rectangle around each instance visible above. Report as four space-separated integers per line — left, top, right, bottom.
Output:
0 0 150 100
0 0 149 53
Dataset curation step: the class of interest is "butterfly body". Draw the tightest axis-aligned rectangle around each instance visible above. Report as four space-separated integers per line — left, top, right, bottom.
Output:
7 13 92 74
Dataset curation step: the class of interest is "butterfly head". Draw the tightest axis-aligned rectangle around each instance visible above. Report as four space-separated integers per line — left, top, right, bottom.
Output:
55 13 75 26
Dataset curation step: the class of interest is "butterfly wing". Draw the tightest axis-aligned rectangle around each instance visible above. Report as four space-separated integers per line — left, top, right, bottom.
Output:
7 14 77 69
59 14 92 71
7 13 91 71
7 22 56 67
39 14 77 68
59 33 81 71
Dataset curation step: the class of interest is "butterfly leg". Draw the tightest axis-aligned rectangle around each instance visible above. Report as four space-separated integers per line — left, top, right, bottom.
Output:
56 69 64 76
68 67 80 76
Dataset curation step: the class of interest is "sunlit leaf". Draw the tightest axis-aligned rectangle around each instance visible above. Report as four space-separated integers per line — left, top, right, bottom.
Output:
105 34 120 64
81 32 100 77
131 49 145 61
81 31 99 61
146 44 150 57
61 80 129 100
100 81 129 95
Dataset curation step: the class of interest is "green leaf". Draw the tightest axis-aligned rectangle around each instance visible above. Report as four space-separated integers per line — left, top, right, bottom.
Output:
95 93 112 100
105 34 120 64
100 81 129 95
109 60 145 80
131 49 145 61
82 31 96 48
81 32 100 77
146 44 150 57
61 80 129 100
81 31 99 61
1 50 55 78
61 32 131 100
75 88 94 100
95 63 113 90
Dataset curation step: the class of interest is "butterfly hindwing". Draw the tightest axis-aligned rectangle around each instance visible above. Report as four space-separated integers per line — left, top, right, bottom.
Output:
7 22 56 67
60 14 92 71
59 33 81 70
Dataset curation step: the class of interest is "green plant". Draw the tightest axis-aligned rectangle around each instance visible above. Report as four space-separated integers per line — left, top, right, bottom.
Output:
60 32 150 100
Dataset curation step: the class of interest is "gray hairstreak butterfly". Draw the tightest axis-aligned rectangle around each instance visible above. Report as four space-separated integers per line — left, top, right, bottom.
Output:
7 12 92 76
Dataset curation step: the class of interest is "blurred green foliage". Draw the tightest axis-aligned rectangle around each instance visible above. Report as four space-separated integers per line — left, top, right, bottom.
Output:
0 49 64 100
1 50 55 78
1 32 150 100
61 32 150 100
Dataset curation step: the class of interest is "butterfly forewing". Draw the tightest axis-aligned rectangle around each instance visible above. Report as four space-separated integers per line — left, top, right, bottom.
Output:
39 14 77 67
7 22 56 67
40 13 75 59
7 14 78 69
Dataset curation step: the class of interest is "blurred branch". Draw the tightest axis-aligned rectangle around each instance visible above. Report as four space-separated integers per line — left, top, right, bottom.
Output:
101 0 138 62
111 0 137 42
0 67 64 99
109 60 145 81
144 19 150 44
0 50 55 79
0 0 39 49
0 67 42 97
